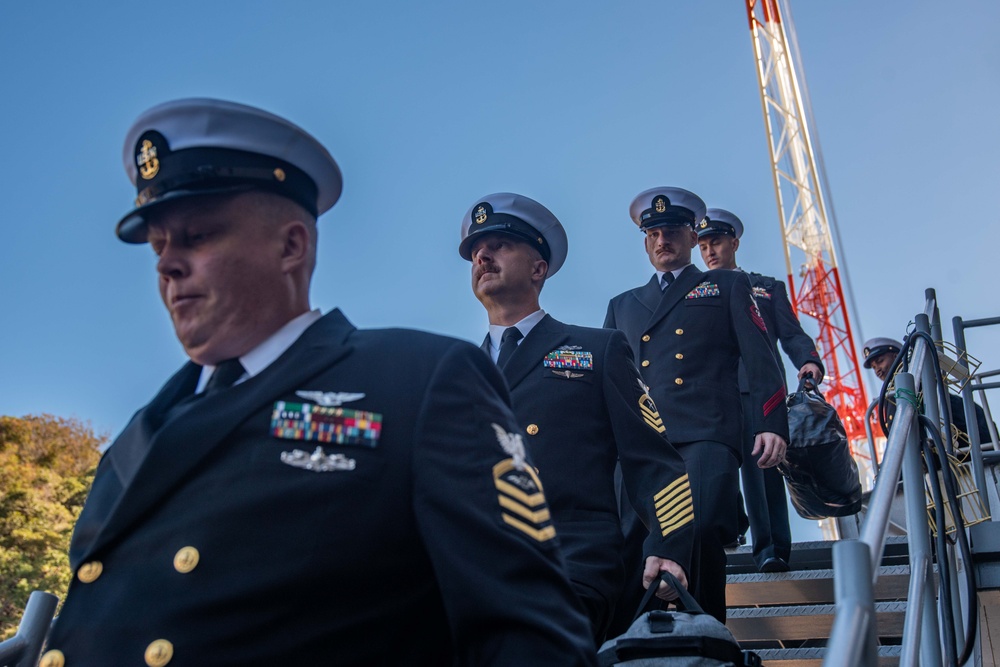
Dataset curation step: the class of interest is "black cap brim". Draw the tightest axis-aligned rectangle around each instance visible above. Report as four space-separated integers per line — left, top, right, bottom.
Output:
116 183 260 243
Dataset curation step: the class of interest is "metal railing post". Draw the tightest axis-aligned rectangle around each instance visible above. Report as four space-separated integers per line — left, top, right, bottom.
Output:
895 371 943 667
953 315 991 514
865 398 881 478
826 539 878 667
926 288 942 343
0 591 58 667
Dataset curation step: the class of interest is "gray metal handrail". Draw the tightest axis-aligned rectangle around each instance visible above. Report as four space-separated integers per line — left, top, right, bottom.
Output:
0 591 58 667
825 295 942 667
954 314 1000 513
864 398 881 477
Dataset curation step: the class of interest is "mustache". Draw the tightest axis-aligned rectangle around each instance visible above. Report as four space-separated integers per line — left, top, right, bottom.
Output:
474 264 499 280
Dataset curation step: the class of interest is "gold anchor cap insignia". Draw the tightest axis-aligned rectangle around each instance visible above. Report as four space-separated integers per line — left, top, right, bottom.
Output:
474 205 487 224
137 139 160 180
654 196 667 214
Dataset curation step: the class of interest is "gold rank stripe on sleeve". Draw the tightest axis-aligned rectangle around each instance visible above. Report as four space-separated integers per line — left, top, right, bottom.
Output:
639 403 665 433
493 459 556 543
498 494 552 524
502 514 557 542
638 386 666 433
653 475 695 537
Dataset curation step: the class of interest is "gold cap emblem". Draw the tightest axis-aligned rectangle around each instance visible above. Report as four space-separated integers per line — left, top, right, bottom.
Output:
474 205 487 225
137 139 160 180
654 196 667 214
699 220 707 228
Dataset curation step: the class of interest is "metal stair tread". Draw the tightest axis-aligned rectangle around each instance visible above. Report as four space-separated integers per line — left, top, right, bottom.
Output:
725 536 910 574
727 602 906 642
727 601 907 618
751 644 901 666
726 565 915 606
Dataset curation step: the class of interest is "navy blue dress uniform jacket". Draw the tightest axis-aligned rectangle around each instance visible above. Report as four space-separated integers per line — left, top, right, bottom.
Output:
604 265 789 453
483 315 694 609
46 310 596 667
737 272 823 393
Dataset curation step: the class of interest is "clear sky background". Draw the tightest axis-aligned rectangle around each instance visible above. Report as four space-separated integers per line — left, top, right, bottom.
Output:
2 2 998 543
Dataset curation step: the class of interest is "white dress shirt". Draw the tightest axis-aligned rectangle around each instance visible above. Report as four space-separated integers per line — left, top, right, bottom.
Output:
486 309 546 363
194 309 323 393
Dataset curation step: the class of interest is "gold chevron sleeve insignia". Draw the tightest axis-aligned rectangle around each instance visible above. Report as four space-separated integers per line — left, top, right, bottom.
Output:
653 475 694 537
493 459 556 543
638 388 665 433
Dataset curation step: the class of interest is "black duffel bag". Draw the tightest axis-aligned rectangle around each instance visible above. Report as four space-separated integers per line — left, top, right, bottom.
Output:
778 377 863 520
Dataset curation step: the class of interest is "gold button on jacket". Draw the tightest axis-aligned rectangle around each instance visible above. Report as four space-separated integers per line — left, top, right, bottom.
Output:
40 650 65 667
641 360 650 367
173 546 200 573
526 424 539 435
641 334 650 342
77 561 103 583
675 378 683 385
675 328 684 335
145 639 174 667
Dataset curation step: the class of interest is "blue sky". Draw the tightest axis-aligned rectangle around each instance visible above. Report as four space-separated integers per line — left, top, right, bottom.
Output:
2 2 998 541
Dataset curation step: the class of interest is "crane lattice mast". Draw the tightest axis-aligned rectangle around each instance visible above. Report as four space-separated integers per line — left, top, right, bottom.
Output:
744 0 869 450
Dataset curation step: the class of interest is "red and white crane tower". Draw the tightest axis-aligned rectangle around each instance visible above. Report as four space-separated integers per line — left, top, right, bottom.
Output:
744 0 870 455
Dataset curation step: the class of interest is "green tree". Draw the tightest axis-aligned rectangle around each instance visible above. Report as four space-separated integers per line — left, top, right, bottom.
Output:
0 415 104 639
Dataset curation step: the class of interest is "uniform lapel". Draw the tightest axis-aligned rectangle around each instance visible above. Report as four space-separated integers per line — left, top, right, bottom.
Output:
82 310 357 560
480 333 491 355
106 362 202 487
645 265 703 331
501 315 569 390
633 274 664 314
69 364 201 563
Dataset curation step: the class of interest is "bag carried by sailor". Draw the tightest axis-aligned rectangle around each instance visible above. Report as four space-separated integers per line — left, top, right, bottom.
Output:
598 571 759 666
778 377 863 520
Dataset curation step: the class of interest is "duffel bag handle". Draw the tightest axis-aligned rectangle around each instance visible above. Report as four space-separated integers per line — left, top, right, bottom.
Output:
796 373 822 397
632 569 705 622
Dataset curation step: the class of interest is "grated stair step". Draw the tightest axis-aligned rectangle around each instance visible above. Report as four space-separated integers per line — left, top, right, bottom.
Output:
752 644 901 666
727 601 906 643
726 565 915 606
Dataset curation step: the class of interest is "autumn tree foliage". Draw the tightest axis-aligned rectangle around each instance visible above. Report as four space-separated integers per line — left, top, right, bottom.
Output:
0 415 103 639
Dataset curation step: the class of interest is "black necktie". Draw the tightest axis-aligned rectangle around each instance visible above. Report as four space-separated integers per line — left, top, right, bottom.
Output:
496 327 523 369
204 358 246 393
661 272 675 291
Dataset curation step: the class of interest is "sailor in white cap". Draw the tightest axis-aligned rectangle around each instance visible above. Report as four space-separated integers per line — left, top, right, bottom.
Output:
459 192 694 644
698 207 824 574
862 336 994 443
862 336 904 381
42 100 595 667
604 187 789 627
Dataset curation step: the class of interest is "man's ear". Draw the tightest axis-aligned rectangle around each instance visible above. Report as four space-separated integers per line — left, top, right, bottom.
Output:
733 238 741 253
280 220 311 273
532 258 549 282
688 229 698 248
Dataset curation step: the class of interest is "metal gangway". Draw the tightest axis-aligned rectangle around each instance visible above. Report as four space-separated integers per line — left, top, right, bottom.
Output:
826 288 1000 667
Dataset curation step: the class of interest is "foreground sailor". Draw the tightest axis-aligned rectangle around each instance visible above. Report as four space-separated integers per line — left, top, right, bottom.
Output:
604 187 788 625
459 193 694 644
698 208 824 573
42 99 596 667
864 336 993 444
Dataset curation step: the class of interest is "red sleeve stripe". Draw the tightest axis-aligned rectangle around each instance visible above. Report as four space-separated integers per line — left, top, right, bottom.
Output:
762 388 785 417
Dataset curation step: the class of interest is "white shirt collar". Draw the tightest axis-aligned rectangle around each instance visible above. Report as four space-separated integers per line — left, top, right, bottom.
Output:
655 264 691 285
486 309 546 363
195 309 323 393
